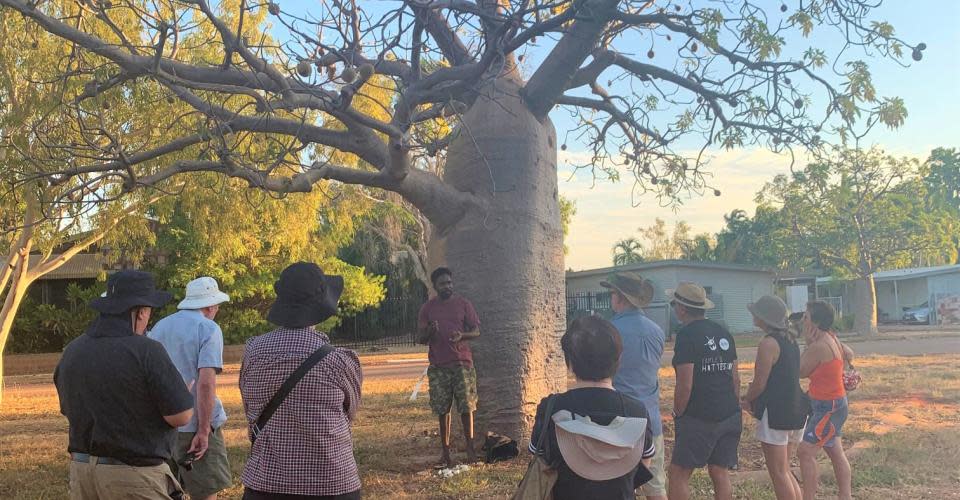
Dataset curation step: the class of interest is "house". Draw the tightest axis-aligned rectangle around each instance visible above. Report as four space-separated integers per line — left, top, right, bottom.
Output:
0 254 104 307
816 265 960 325
566 260 776 334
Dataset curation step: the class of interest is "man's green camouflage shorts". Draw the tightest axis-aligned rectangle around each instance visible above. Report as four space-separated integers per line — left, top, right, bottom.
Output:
427 365 478 415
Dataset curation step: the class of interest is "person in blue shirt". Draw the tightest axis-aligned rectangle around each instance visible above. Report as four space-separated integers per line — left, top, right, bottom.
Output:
149 277 232 500
602 272 667 500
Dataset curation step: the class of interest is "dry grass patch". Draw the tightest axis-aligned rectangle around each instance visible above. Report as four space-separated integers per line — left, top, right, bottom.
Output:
2 354 959 499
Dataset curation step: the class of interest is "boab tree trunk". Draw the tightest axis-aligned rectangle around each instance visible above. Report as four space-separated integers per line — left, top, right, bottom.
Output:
430 78 567 442
853 276 879 336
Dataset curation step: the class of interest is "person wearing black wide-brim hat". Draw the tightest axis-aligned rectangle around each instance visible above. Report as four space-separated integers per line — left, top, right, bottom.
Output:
239 262 363 499
55 270 195 499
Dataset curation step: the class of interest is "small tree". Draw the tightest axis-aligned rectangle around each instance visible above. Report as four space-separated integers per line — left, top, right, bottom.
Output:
761 147 954 335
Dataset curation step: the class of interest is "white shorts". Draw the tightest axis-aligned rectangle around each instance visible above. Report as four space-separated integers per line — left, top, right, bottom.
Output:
755 410 804 446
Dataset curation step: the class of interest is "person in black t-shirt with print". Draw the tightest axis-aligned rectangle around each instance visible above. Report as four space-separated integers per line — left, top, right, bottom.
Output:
666 282 741 500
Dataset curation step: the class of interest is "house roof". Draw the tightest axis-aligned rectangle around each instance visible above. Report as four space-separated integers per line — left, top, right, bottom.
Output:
872 264 960 282
1 253 104 280
566 259 774 279
815 264 960 284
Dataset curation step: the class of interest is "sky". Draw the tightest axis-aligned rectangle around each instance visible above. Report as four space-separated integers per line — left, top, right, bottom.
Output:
556 1 960 270
270 2 960 271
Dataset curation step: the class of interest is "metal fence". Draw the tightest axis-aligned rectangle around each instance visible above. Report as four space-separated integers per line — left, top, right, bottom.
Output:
329 296 421 349
567 291 614 321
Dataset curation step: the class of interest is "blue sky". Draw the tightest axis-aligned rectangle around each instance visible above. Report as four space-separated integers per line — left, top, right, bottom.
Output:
269 2 960 270
554 1 960 269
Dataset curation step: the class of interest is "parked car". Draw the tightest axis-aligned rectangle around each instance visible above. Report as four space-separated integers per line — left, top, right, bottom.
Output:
902 301 932 324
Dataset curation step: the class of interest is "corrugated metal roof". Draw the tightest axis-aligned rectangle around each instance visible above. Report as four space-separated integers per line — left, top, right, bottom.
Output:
566 259 773 279
872 264 960 281
815 264 960 284
0 253 104 280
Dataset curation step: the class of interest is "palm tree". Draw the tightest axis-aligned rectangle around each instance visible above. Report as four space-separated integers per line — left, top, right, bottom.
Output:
612 238 645 266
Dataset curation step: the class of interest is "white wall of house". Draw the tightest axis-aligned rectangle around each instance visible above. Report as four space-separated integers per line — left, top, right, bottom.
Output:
566 262 774 333
928 272 960 297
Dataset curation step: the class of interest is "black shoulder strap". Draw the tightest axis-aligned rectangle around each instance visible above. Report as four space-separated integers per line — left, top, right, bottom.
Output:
536 395 556 451
252 343 335 442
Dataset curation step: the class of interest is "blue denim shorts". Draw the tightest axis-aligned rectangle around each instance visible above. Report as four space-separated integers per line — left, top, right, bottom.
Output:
803 396 848 448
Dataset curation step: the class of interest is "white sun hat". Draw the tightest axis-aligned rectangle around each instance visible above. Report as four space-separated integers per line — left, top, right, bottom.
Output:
177 277 230 310
552 410 648 481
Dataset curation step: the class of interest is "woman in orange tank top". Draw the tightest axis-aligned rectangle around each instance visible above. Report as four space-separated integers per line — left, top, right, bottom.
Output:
797 301 854 500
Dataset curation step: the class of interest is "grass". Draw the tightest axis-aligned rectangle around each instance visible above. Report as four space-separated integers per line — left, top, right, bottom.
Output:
2 354 959 499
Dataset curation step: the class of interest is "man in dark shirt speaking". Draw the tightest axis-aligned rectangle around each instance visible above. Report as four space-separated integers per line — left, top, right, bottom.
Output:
55 270 194 499
418 267 481 467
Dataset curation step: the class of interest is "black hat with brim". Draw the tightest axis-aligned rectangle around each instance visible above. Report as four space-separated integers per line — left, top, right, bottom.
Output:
89 270 173 314
266 262 344 328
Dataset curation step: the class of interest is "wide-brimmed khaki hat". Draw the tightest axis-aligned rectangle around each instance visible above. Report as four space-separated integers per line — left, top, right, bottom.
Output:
600 272 654 309
665 282 715 310
747 295 788 330
552 410 648 481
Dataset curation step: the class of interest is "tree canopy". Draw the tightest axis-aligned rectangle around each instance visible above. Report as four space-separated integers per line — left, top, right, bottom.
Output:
0 0 924 218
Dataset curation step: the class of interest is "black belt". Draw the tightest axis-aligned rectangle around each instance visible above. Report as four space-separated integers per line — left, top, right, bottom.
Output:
71 453 160 467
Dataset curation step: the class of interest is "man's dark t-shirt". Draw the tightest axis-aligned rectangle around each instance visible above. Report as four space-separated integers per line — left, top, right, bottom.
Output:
671 319 739 422
530 388 656 500
54 314 194 466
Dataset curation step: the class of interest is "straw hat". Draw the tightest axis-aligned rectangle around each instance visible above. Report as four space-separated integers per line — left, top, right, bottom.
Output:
665 282 715 310
747 295 788 330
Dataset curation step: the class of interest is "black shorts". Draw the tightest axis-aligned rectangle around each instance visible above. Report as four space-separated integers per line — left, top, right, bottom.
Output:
672 411 742 469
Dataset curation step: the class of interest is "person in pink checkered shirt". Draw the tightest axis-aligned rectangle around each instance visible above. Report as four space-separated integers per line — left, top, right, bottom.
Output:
239 262 363 500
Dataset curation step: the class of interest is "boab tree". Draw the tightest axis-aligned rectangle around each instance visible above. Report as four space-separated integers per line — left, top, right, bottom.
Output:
0 0 921 439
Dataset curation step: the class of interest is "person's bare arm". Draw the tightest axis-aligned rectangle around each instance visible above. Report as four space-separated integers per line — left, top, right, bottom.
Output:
743 337 778 404
799 342 826 378
450 327 479 342
418 321 437 344
187 367 217 460
673 364 694 416
164 408 193 428
841 341 855 366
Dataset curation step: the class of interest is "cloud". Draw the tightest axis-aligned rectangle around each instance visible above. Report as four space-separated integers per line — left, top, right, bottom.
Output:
558 148 799 271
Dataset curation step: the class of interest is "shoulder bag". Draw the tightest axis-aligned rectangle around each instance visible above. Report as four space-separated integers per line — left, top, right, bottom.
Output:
512 396 558 500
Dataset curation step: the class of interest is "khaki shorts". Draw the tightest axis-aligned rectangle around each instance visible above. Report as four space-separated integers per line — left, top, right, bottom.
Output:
69 460 182 500
168 427 233 498
638 434 666 497
427 365 478 415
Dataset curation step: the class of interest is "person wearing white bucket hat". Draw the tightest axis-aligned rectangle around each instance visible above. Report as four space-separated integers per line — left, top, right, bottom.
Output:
527 316 655 500
149 277 232 500
667 282 741 500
